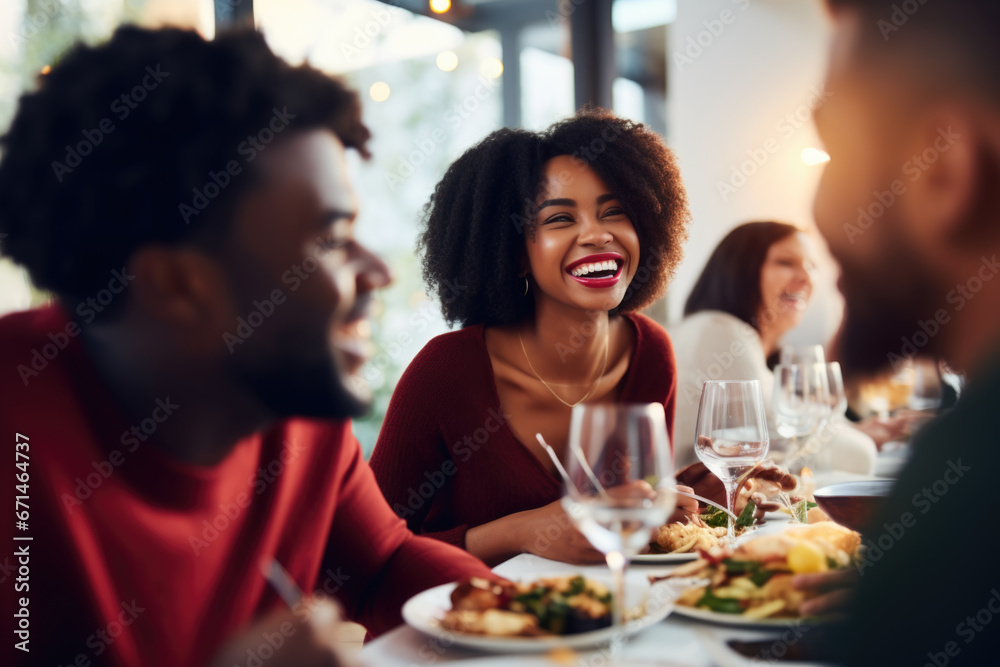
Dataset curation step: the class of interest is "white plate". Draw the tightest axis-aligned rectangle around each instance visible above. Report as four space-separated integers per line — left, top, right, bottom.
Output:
672 604 824 627
401 577 676 652
630 551 700 563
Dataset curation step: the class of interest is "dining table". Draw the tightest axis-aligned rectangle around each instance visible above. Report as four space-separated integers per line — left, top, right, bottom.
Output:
360 470 885 667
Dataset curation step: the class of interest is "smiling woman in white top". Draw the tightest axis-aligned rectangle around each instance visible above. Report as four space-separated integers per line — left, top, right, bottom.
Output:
670 221 877 473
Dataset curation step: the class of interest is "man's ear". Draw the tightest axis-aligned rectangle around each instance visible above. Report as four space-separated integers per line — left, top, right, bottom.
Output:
128 245 231 327
898 110 986 261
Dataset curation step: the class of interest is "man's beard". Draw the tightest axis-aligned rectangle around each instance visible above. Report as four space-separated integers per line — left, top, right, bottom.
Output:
227 336 370 421
833 240 947 377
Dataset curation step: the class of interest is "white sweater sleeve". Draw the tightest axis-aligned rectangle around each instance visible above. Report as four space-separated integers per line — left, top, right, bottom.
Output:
669 312 772 469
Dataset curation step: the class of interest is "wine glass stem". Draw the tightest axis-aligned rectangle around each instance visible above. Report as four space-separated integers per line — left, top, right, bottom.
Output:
724 480 738 549
606 551 626 628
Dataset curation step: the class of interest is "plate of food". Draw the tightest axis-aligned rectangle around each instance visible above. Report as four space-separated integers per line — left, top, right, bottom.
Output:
633 501 759 563
654 521 861 626
401 574 676 652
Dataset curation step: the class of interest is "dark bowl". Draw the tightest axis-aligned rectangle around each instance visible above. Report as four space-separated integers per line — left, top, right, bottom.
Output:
813 480 894 533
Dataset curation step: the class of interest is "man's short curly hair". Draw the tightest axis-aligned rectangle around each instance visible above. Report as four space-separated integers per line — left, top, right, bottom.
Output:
0 26 369 313
419 108 690 328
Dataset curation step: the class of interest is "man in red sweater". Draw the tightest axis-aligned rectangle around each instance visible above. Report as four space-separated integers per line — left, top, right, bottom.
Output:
0 27 490 667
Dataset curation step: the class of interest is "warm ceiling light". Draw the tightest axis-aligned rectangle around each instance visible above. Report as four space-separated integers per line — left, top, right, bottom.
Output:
430 0 451 14
40 65 51 75
369 81 391 102
479 57 503 79
801 147 831 165
436 51 458 71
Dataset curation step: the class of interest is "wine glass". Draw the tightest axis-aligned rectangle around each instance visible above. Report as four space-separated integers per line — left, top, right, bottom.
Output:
824 362 848 418
810 362 847 472
909 358 943 411
561 403 677 628
772 363 831 473
694 380 769 548
779 344 826 366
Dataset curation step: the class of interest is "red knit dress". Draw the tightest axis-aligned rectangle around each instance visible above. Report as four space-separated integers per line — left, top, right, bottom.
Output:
369 312 678 548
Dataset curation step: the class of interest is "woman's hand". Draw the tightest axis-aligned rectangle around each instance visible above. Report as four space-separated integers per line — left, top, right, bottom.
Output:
792 568 859 617
466 499 606 566
468 482 693 566
855 410 929 449
677 461 797 523
208 596 348 667
733 461 798 520
667 484 700 523
518 499 607 565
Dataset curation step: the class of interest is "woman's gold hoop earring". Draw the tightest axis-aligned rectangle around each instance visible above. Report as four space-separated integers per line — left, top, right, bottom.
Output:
522 276 530 296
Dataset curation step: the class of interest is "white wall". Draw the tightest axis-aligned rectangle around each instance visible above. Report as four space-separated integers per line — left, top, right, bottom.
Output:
666 0 842 347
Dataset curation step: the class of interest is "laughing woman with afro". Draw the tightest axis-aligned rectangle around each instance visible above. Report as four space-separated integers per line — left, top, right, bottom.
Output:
370 109 784 565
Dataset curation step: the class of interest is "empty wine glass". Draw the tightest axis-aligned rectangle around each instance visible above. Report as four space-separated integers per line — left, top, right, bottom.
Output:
773 363 832 472
808 362 847 473
694 381 769 548
561 403 677 627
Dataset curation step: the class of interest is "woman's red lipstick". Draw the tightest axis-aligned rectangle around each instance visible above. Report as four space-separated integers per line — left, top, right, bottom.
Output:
565 252 624 289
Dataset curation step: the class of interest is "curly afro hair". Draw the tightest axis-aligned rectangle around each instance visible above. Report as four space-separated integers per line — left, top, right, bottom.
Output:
419 108 690 328
0 26 369 314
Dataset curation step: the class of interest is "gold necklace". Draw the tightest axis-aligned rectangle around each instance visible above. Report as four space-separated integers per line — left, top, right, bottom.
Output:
518 330 609 408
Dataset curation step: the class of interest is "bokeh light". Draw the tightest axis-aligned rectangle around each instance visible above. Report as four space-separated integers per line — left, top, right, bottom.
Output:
479 57 503 79
436 51 458 72
369 81 391 102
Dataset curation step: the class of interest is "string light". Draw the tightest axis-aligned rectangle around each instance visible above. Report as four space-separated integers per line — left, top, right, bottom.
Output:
430 0 451 14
